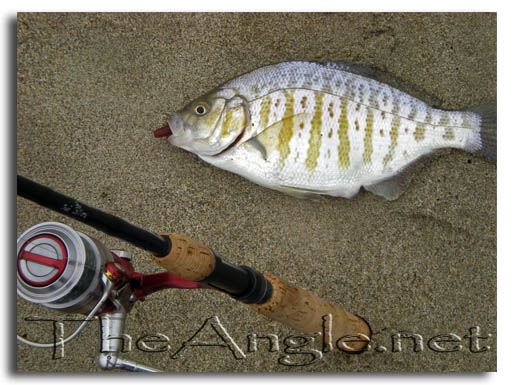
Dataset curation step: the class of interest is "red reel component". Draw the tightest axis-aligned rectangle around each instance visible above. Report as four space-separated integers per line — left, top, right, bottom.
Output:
18 234 68 287
107 251 203 302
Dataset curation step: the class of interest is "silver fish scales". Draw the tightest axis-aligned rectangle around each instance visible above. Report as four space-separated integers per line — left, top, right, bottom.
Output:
155 61 496 200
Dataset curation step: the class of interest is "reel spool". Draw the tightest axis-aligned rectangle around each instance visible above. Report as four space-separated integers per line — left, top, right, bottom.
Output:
17 222 161 371
17 222 113 314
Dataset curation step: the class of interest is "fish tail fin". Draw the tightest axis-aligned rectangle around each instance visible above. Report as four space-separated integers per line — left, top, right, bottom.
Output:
469 103 496 163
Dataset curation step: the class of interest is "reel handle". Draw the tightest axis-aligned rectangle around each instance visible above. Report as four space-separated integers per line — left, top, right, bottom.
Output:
151 233 370 352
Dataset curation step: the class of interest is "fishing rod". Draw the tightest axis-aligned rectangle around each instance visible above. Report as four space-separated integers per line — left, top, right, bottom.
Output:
16 174 371 371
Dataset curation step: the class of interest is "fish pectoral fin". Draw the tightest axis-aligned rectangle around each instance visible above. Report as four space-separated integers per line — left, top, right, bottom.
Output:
248 113 312 160
246 137 268 160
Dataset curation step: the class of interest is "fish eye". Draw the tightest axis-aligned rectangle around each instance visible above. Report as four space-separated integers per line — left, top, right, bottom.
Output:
193 102 209 116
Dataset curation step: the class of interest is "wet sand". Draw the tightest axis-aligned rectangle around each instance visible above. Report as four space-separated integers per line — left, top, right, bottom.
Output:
16 13 496 372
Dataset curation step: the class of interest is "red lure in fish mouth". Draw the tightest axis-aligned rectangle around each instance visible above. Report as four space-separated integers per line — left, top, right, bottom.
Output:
153 124 172 138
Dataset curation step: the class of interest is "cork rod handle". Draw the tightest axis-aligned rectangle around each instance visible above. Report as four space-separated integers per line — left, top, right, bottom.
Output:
151 233 216 281
250 273 370 352
151 233 370 352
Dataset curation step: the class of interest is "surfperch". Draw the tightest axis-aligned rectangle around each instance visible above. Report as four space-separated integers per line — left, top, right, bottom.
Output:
154 61 496 200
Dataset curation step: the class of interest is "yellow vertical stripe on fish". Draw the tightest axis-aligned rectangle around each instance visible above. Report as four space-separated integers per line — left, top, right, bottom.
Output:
337 98 350 171
221 104 246 138
413 123 426 142
383 116 400 167
306 92 324 171
362 106 374 165
221 109 235 138
259 95 272 130
277 90 295 166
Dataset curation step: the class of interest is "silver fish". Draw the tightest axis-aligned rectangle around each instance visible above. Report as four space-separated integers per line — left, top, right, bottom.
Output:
155 61 496 200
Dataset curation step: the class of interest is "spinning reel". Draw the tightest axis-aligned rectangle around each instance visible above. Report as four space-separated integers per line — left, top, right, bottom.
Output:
17 175 371 372
17 221 203 371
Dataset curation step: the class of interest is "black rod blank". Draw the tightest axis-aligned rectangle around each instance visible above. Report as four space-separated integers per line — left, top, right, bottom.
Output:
17 174 171 257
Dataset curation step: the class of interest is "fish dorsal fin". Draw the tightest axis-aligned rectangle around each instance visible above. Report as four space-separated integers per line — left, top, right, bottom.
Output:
326 60 383 81
324 60 442 108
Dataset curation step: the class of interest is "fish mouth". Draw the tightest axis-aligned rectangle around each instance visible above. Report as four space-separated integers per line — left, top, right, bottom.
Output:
153 123 173 138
